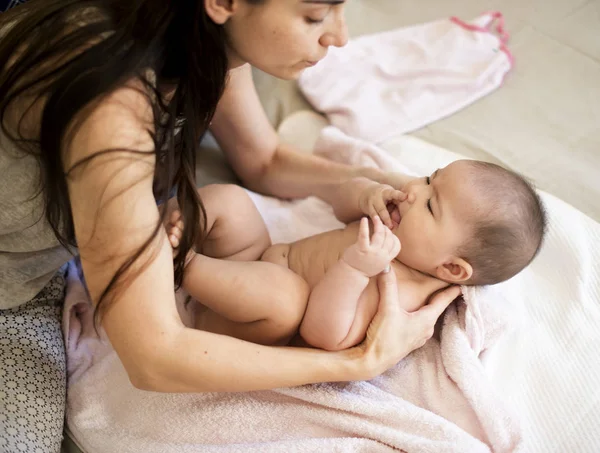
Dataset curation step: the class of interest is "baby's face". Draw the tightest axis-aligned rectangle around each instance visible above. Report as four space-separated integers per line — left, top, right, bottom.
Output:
392 160 479 277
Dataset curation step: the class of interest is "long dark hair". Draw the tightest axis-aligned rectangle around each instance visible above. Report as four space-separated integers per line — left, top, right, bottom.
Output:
0 0 229 322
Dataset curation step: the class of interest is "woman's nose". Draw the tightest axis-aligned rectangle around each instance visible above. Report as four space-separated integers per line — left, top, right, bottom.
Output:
319 14 348 48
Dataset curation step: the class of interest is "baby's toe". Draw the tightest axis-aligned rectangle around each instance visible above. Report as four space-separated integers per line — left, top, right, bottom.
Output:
169 233 180 249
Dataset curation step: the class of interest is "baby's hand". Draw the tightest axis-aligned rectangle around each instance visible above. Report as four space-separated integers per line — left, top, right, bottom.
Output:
359 182 406 229
342 216 401 277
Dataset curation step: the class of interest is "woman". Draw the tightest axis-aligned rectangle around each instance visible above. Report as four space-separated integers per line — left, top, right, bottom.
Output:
0 0 461 451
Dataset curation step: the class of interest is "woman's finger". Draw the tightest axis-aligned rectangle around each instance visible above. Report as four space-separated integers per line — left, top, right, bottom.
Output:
417 285 462 326
375 266 400 316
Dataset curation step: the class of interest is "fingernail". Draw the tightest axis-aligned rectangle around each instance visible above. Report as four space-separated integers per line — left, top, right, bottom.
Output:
383 264 391 273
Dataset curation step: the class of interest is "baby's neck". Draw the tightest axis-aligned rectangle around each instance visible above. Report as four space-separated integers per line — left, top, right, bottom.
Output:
392 258 451 293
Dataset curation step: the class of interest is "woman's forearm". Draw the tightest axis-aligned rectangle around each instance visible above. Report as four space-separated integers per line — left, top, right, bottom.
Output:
300 260 368 350
242 142 375 204
137 326 365 392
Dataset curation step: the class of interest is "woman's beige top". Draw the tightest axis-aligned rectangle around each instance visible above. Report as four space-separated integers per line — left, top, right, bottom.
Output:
0 129 73 308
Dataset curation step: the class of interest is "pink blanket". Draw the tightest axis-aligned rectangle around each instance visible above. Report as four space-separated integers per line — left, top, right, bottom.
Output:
63 127 523 453
298 12 513 144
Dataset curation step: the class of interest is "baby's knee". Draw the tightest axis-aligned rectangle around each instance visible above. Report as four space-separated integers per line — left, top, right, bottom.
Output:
266 272 310 342
198 183 251 213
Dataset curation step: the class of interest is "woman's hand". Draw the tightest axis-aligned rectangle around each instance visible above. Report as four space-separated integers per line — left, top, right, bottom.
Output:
357 270 462 379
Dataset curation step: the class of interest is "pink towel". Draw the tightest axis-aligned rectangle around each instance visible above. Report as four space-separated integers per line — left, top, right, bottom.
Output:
299 12 513 143
63 127 523 453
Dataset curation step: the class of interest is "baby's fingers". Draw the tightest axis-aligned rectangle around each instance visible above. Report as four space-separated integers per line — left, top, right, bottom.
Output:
357 217 370 249
383 187 407 203
385 230 401 258
370 216 385 248
372 197 393 229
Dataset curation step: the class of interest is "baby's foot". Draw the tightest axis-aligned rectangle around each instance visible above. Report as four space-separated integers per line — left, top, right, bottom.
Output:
165 209 184 254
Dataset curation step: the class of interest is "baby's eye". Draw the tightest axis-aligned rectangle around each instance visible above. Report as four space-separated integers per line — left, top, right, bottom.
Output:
427 199 433 214
425 176 430 184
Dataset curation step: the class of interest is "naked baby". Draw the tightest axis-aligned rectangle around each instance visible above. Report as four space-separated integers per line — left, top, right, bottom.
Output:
166 160 546 351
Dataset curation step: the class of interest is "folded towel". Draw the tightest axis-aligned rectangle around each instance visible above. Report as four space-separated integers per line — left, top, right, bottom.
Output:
299 12 513 143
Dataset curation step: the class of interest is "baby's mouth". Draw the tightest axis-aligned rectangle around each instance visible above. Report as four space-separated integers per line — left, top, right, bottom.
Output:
388 204 402 228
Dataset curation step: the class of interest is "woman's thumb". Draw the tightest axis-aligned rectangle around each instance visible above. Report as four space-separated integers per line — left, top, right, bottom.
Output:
420 285 462 323
376 268 399 314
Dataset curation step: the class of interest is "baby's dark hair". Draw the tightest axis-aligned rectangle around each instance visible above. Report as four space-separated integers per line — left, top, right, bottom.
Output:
459 161 548 286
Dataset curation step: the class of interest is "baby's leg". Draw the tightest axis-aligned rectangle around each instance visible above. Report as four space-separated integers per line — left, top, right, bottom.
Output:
164 184 271 261
165 184 308 345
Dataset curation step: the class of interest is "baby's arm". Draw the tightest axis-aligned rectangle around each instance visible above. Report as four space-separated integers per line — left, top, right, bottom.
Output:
299 259 370 351
299 216 400 351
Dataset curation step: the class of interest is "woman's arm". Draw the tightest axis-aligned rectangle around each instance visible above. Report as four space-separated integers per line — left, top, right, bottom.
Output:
63 80 365 392
209 64 384 203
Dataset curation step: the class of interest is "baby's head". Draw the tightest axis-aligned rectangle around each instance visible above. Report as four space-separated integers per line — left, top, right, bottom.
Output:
393 160 547 286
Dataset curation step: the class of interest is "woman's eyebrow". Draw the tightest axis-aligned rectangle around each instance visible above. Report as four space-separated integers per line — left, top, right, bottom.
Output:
302 0 346 4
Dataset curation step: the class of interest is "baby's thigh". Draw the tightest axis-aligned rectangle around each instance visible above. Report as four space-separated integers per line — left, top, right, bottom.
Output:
198 184 270 260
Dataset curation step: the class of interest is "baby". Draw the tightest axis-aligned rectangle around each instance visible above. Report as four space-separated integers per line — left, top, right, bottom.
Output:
167 160 546 350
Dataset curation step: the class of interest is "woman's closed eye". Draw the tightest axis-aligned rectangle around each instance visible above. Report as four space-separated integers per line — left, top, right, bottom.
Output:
305 15 326 24
304 5 330 24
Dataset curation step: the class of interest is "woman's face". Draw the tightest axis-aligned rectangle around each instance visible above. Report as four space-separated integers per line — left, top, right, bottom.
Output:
219 0 348 80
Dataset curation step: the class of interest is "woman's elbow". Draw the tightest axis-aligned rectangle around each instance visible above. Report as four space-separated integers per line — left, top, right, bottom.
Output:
123 360 162 392
119 344 177 392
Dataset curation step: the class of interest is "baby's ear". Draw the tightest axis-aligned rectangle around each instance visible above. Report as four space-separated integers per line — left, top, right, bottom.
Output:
435 258 472 283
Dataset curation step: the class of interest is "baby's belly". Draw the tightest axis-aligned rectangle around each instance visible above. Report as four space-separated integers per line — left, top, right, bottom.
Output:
260 228 356 289
260 242 331 289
